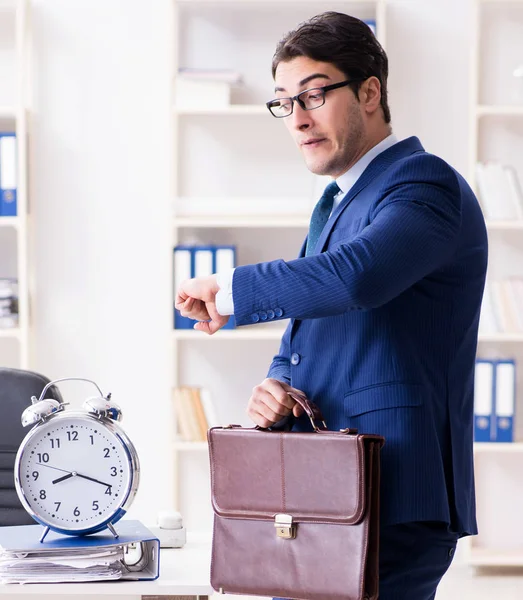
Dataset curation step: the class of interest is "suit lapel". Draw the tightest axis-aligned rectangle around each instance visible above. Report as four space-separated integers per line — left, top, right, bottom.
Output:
313 136 425 255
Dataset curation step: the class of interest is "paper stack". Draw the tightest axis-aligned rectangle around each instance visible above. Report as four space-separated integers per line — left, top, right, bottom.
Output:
0 520 159 584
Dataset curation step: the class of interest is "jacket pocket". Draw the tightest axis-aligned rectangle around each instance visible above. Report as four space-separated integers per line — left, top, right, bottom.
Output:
344 382 423 417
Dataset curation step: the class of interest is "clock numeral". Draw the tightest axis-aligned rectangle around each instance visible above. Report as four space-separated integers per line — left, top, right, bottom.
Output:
92 501 99 511
103 448 110 458
89 435 94 445
54 502 61 512
37 453 50 463
50 438 60 449
32 471 39 481
67 431 79 442
105 486 112 496
110 466 117 477
39 490 47 500
73 506 80 517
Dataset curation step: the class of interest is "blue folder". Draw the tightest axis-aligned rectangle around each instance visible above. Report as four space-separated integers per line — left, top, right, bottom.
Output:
0 519 159 581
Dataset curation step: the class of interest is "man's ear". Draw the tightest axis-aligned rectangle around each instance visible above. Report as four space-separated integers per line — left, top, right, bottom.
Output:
360 76 382 115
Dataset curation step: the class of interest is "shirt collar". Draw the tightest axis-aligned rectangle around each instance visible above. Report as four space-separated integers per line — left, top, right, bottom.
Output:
335 133 399 196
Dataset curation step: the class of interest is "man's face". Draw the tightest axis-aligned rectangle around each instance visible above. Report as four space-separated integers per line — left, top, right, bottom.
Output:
274 57 367 178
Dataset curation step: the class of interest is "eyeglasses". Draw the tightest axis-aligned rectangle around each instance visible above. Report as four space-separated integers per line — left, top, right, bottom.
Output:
266 79 362 118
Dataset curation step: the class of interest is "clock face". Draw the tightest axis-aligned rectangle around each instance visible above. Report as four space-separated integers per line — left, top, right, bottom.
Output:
16 415 134 532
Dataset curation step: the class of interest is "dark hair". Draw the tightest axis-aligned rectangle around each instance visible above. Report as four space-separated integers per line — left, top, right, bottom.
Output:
272 12 391 123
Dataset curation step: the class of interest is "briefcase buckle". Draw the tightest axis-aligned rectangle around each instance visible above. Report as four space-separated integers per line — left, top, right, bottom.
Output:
275 514 296 539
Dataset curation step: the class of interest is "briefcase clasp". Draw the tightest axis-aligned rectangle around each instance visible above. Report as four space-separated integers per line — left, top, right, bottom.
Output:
275 514 296 539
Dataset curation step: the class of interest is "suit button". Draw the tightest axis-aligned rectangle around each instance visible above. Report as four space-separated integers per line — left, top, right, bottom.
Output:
274 307 283 317
259 311 268 321
290 353 301 365
267 310 275 319
251 313 260 323
448 547 455 558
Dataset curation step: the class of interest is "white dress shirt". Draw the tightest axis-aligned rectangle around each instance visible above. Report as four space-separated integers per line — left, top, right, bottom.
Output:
215 133 399 316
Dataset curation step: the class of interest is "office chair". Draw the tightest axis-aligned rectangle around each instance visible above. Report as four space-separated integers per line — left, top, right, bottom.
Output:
0 367 63 526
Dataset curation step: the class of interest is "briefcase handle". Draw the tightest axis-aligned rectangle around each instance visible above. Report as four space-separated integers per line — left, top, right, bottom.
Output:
284 391 328 431
253 391 358 434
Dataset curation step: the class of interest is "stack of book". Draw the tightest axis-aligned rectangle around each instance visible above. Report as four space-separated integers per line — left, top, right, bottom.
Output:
175 68 243 109
173 387 219 442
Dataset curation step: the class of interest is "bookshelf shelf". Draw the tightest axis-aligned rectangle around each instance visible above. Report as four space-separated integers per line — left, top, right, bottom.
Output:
173 326 286 341
467 547 523 567
0 106 17 119
479 0 523 4
174 216 309 228
478 333 523 342
175 105 266 116
176 0 381 4
0 216 19 230
474 442 523 453
476 105 523 117
485 220 523 230
0 328 20 339
173 441 208 451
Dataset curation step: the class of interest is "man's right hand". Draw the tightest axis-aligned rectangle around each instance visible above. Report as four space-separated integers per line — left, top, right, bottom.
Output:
246 378 306 428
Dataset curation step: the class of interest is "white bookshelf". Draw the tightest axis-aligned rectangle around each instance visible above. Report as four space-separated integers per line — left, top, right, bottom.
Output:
175 105 266 115
477 105 523 117
465 0 523 567
485 220 523 230
0 0 31 369
171 0 387 532
174 216 310 228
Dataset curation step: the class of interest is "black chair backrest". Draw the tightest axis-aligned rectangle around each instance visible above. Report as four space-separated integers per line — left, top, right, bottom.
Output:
0 368 63 526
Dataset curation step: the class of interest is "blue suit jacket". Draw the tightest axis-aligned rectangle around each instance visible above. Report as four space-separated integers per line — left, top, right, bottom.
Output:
232 137 488 536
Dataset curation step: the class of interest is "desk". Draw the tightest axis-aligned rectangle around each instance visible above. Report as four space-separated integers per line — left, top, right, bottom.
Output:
0 534 213 599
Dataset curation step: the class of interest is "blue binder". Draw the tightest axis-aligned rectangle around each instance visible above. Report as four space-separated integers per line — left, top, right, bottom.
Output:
0 519 159 581
494 359 516 443
473 359 495 442
0 133 17 216
173 244 236 330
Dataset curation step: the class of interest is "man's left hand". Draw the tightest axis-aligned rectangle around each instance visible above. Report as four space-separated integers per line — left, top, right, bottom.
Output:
174 275 230 335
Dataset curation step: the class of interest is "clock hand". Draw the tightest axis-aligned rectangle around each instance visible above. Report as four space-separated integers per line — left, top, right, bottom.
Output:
37 463 73 475
52 473 74 484
49 470 113 488
75 473 112 488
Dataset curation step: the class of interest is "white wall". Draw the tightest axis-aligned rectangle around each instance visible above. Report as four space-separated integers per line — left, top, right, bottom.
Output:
30 0 174 525
27 0 473 529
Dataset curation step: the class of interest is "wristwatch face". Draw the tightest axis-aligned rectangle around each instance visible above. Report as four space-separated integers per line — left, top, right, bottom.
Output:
16 415 133 531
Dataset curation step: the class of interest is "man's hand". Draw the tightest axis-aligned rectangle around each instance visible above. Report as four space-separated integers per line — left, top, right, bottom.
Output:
247 378 306 428
175 275 230 335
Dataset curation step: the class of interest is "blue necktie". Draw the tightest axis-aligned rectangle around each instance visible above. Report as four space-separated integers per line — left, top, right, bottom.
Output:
305 181 341 256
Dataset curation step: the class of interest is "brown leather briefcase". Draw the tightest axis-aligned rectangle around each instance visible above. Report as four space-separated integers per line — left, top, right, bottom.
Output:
207 393 385 600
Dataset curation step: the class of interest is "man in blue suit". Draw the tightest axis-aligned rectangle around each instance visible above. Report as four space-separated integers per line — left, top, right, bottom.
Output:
175 11 488 599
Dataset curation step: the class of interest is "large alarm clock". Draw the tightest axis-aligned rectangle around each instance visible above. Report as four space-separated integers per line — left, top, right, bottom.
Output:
14 377 140 543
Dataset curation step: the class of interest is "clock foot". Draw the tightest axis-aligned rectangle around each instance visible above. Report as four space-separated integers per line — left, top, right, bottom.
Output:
107 522 119 538
39 526 51 543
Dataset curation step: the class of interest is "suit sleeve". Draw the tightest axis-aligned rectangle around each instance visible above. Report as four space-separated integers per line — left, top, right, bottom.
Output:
266 320 292 384
232 155 463 325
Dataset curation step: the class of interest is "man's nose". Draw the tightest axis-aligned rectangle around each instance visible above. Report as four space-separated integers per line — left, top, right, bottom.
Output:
289 102 313 130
